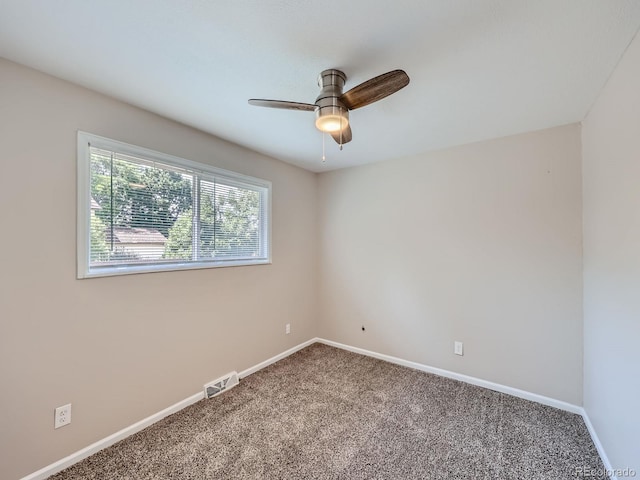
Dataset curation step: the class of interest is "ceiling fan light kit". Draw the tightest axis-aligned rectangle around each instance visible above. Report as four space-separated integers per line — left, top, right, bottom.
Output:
315 106 349 133
248 68 409 151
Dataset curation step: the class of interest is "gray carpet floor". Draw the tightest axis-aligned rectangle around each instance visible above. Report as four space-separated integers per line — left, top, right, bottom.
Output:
49 343 606 479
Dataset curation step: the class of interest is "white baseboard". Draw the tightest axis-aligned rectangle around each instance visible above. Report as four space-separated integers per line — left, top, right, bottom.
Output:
317 338 620 476
316 338 583 415
580 409 616 480
21 338 316 480
22 337 611 480
239 338 316 378
20 391 204 480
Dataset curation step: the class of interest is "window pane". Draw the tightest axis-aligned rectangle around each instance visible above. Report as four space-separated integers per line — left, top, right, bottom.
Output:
199 179 217 260
199 180 262 260
214 182 261 259
163 208 194 261
90 148 193 266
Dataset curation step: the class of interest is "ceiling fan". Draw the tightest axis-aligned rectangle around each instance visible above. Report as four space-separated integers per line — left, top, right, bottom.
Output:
248 69 410 147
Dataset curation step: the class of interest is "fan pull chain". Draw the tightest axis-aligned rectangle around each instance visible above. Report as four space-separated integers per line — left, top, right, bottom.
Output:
322 132 326 162
339 113 344 150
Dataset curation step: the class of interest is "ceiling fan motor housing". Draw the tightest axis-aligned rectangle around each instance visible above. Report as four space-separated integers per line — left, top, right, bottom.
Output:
315 69 349 132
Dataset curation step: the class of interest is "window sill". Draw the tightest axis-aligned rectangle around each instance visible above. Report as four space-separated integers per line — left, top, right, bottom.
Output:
78 258 272 279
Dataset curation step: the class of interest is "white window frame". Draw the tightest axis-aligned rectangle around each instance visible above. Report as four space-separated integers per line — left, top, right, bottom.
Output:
77 131 272 279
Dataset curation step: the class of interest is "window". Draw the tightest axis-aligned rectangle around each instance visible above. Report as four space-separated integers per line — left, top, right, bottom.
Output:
77 132 271 278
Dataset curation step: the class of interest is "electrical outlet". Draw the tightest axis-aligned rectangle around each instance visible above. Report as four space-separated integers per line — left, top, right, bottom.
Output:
285 323 291 334
454 341 464 356
54 403 72 429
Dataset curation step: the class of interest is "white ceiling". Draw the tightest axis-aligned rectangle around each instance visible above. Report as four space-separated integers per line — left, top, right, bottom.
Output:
1 1 639 172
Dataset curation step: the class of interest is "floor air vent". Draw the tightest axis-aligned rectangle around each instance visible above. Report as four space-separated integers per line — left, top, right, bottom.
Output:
204 371 239 399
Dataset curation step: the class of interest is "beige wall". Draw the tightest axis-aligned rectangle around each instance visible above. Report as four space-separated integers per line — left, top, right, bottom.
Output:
0 58 318 480
317 124 584 405
5 43 636 478
582 31 640 473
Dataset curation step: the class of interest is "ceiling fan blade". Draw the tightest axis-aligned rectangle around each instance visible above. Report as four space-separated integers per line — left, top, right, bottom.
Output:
340 70 410 110
330 125 352 145
248 99 316 111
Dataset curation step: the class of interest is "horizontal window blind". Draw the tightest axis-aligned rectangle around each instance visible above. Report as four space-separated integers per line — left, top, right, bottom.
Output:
78 132 270 277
